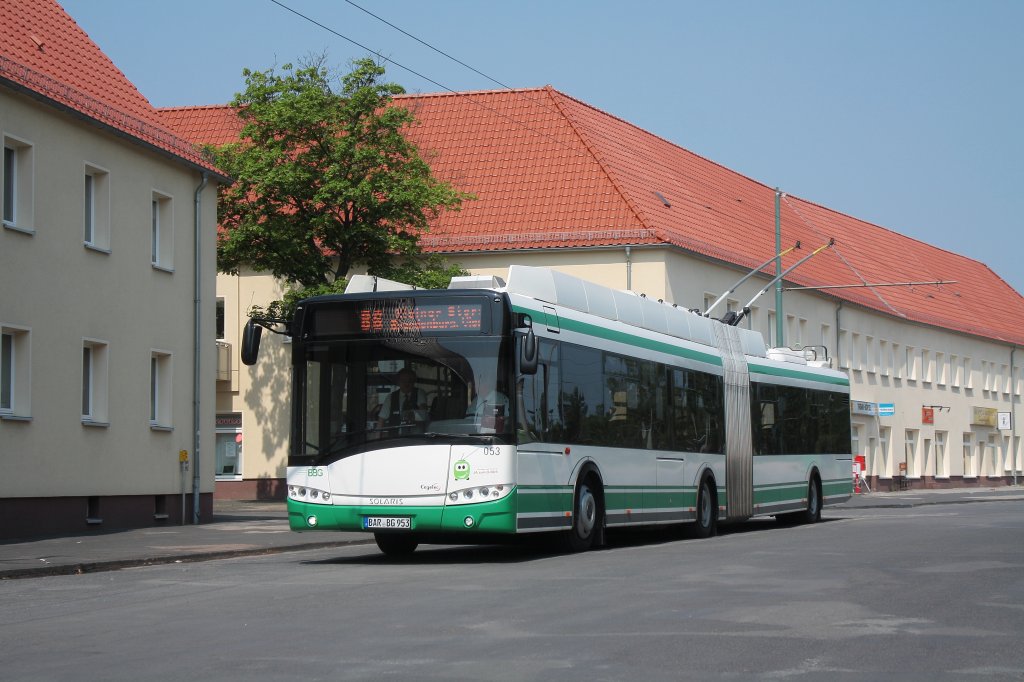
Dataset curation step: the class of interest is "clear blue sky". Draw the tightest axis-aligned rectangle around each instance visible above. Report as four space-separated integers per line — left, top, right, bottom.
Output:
62 0 1024 295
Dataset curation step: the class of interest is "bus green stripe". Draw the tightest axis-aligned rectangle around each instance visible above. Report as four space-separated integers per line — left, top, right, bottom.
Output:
749 363 850 386
512 304 723 367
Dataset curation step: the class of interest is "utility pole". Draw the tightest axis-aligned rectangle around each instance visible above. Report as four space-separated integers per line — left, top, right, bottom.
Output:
774 188 783 347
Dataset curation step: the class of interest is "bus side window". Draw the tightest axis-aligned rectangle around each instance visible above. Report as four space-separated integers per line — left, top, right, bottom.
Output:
518 338 561 442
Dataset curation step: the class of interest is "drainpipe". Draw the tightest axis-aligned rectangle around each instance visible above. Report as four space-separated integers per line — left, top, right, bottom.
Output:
625 246 632 290
193 172 209 524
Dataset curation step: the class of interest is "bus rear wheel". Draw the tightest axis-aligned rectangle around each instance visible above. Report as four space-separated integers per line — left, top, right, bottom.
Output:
800 476 822 524
563 476 602 552
374 533 419 557
691 477 717 539
778 475 822 525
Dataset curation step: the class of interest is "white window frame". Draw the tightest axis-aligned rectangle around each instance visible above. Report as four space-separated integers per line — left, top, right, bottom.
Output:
963 432 975 478
878 427 891 478
2 135 34 233
935 431 948 479
84 163 110 252
82 339 109 426
151 190 174 271
905 429 919 478
150 350 173 429
1 325 31 418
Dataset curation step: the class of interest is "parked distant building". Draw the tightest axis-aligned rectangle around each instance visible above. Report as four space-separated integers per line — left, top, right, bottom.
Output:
163 88 1023 499
0 0 226 538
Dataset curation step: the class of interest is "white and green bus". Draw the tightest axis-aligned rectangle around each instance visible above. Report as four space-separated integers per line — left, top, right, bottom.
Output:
243 266 851 556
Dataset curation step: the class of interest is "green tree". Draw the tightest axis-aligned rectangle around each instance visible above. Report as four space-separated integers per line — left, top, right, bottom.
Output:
213 56 471 320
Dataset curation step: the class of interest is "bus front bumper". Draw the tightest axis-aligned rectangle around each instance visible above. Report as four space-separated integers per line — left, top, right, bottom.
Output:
287 493 518 535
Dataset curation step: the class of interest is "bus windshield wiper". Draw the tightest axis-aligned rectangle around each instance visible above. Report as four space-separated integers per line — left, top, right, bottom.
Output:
422 432 496 441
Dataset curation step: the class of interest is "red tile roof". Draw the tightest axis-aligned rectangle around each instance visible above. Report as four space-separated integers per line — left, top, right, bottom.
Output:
159 87 1024 346
0 0 222 177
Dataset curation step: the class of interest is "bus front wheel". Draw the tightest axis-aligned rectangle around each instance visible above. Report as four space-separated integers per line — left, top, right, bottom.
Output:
374 533 419 557
564 475 602 552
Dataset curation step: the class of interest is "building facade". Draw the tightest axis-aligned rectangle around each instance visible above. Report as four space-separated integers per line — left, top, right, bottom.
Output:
161 88 1023 499
0 0 225 538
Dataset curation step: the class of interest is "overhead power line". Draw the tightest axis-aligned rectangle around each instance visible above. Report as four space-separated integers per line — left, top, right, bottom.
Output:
267 0 835 255
343 0 516 92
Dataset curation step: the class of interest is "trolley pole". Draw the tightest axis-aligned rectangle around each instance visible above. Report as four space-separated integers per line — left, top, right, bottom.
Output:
774 189 784 347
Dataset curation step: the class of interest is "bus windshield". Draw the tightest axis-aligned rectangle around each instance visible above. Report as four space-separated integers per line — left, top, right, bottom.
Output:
294 335 513 466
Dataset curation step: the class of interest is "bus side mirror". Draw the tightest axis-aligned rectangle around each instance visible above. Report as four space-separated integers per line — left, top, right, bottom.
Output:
520 327 538 375
240 319 262 366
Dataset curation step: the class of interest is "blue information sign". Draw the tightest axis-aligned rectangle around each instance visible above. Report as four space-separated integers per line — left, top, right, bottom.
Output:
878 403 895 417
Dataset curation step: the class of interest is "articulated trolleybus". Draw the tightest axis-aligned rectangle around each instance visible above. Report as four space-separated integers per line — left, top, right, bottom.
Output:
243 266 851 556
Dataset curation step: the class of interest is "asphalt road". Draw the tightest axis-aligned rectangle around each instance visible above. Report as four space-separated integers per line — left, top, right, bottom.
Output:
3 501 1023 681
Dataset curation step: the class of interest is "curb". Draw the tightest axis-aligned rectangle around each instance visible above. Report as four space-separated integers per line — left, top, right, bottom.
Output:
0 538 374 581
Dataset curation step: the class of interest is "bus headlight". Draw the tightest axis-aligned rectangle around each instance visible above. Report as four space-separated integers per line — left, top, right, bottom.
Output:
290 485 333 505
445 484 513 505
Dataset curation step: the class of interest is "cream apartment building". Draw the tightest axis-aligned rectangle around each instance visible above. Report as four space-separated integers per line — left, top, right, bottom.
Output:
163 88 1023 499
0 0 225 538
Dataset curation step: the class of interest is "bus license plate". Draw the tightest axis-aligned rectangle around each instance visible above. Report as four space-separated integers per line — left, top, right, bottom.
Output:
364 516 411 530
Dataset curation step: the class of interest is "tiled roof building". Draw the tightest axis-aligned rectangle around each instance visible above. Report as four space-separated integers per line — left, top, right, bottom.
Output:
162 86 1023 495
1 0 222 538
161 87 1024 346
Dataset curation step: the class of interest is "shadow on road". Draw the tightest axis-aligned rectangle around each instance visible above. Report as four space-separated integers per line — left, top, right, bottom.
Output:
302 516 841 566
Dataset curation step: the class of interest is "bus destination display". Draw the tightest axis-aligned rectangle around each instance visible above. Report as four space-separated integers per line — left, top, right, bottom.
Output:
313 301 485 336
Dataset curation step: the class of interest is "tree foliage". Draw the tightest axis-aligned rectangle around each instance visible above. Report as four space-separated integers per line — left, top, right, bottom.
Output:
213 56 472 307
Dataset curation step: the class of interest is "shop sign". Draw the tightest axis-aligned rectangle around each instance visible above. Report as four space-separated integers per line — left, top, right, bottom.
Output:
851 401 877 416
878 403 896 417
216 413 243 429
998 412 1012 431
971 407 997 427
921 407 934 424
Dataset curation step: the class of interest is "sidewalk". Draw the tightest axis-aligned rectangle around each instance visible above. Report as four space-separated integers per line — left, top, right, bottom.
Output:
2 488 1022 579
0 500 370 580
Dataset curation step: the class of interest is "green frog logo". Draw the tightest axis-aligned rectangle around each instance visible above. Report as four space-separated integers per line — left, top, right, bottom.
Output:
453 459 471 480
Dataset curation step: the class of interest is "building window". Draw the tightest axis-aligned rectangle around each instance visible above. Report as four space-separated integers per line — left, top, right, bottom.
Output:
84 164 110 250
150 351 172 428
82 340 109 424
905 429 919 478
151 191 173 270
216 297 226 340
878 427 891 478
963 432 975 477
3 145 15 225
935 431 948 478
84 174 94 243
964 357 973 389
1 326 30 417
82 346 92 417
215 413 243 477
2 136 34 232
